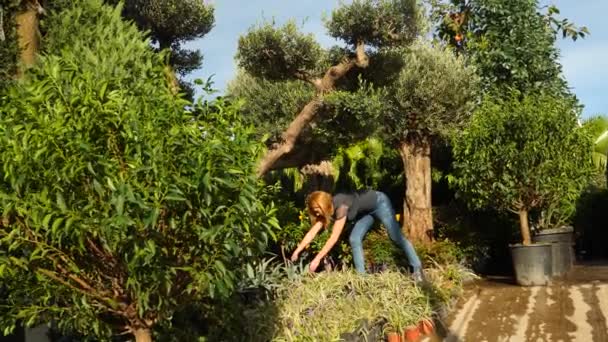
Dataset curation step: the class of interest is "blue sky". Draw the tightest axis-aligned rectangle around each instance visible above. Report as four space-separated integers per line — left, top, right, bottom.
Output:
184 0 607 118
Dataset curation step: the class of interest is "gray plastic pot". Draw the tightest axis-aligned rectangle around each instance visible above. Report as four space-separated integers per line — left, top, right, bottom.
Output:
532 226 574 276
510 243 553 286
532 226 573 243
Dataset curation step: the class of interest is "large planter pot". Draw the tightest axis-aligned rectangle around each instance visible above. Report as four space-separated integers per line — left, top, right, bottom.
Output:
532 226 574 276
510 243 553 286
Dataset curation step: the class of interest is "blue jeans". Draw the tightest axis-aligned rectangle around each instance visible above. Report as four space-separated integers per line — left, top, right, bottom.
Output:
348 191 422 273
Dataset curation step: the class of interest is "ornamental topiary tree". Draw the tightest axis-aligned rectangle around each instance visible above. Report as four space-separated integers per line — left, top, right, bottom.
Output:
0 1 277 341
235 0 424 177
382 40 478 243
450 91 593 245
104 0 215 96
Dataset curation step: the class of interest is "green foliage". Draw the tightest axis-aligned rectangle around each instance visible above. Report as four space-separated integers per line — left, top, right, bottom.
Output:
427 0 588 51
433 203 515 273
582 115 608 173
103 0 215 97
465 0 566 93
325 0 424 47
320 79 387 144
415 239 467 266
117 0 214 46
544 5 589 41
333 138 401 191
227 71 315 139
229 71 386 158
236 21 322 81
0 0 277 338
450 91 593 222
263 271 432 340
575 187 608 259
362 228 401 271
210 267 472 341
384 39 479 142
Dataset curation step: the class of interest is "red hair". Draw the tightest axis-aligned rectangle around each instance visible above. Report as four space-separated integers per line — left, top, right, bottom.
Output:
306 191 334 228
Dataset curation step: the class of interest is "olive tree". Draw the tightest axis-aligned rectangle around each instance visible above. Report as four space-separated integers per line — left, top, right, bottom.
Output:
450 91 593 245
381 40 478 243
0 1 277 341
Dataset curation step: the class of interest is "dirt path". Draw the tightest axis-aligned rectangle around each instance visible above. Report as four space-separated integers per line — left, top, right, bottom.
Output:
427 263 608 342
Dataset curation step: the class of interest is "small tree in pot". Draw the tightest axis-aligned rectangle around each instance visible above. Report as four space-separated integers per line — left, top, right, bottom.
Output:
450 90 592 284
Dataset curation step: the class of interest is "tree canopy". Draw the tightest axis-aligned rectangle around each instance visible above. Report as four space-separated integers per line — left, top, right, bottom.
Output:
450 90 593 243
428 0 585 95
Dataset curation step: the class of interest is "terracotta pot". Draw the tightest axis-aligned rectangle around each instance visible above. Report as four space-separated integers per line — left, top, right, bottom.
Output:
403 326 420 342
418 319 434 335
386 331 401 342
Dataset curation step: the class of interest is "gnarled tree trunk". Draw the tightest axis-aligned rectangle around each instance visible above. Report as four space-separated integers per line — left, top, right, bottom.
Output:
399 136 433 245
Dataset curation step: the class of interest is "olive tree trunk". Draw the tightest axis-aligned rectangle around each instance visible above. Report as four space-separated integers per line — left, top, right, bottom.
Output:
399 137 433 245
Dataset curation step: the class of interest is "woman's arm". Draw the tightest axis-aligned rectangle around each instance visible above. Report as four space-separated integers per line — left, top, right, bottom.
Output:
309 216 347 272
291 221 324 261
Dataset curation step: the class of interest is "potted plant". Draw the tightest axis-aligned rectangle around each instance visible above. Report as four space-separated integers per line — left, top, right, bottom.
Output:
531 195 578 276
387 330 402 342
451 91 593 286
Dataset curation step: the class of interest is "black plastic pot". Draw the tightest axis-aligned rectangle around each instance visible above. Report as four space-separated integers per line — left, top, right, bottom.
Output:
510 243 553 286
532 226 574 276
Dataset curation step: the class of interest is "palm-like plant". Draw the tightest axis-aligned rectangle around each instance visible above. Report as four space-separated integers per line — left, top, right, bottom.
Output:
582 115 608 174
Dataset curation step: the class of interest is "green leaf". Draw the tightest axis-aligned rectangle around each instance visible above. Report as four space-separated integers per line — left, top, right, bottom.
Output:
56 193 67 211
42 214 53 228
52 217 65 233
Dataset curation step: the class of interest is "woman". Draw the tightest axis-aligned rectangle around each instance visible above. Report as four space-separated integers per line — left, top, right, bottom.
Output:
290 189 423 280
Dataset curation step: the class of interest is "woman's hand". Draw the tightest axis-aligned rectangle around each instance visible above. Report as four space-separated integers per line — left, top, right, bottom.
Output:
290 250 299 262
309 258 321 273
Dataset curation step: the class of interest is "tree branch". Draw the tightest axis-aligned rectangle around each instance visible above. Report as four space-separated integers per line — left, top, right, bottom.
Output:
294 70 323 91
265 142 329 171
257 97 323 177
256 41 369 177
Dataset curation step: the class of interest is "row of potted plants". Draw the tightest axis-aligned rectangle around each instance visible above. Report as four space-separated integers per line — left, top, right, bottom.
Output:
386 318 434 342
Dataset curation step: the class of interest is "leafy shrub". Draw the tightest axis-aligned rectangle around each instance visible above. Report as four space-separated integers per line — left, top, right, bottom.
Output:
415 239 467 266
0 0 277 340
363 229 400 271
